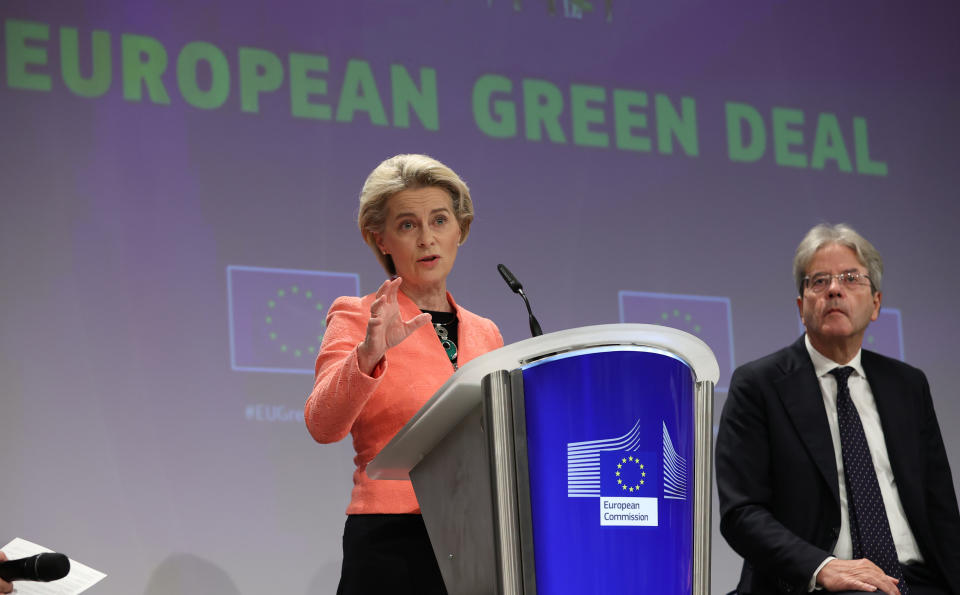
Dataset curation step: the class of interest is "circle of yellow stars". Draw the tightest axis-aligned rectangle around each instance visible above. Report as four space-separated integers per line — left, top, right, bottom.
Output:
264 285 326 358
615 455 646 492
661 309 702 335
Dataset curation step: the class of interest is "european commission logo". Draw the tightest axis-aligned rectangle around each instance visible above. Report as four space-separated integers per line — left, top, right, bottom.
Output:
567 419 687 527
226 265 359 374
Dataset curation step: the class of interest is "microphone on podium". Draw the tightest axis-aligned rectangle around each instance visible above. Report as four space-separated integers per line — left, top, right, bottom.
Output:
497 264 543 337
0 552 71 582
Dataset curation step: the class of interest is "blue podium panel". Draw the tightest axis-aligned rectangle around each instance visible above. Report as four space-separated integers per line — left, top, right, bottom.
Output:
521 347 695 594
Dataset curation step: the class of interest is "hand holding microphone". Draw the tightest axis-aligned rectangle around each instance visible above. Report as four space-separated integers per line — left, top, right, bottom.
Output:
0 550 71 585
0 552 10 594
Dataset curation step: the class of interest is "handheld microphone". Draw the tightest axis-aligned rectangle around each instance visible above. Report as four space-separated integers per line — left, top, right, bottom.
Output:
0 553 71 582
497 264 543 337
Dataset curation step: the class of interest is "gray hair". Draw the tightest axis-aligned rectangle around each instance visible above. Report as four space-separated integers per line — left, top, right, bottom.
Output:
793 223 883 295
357 154 474 275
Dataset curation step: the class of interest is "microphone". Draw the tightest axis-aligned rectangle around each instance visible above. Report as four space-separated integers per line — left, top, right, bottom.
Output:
497 264 543 337
0 553 71 582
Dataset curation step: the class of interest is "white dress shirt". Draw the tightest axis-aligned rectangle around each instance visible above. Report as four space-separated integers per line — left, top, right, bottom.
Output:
805 336 922 589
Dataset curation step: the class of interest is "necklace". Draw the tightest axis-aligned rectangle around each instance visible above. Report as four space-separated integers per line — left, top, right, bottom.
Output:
432 319 458 369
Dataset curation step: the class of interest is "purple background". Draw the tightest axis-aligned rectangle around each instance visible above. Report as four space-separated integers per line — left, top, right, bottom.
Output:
863 309 905 361
1 2 958 593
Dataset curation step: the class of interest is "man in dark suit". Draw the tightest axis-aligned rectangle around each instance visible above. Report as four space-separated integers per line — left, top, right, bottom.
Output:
716 223 960 595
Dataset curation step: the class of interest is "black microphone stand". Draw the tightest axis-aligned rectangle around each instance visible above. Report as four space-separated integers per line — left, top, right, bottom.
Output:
497 264 543 337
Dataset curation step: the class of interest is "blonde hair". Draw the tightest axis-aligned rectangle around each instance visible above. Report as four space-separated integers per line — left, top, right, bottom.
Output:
358 154 474 275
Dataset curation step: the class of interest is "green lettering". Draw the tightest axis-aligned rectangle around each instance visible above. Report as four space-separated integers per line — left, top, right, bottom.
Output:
5 20 51 91
570 84 608 148
238 47 283 113
726 102 766 162
336 59 387 125
391 65 438 131
177 41 229 109
854 117 887 176
772 107 806 168
121 34 170 104
810 113 852 172
655 94 698 156
613 89 650 152
522 79 566 143
472 74 516 138
289 53 330 120
60 28 112 98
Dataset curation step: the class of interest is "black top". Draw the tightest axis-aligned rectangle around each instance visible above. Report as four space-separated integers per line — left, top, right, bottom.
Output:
422 309 458 368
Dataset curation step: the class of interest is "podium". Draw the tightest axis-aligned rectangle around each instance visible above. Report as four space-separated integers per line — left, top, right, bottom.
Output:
367 324 719 595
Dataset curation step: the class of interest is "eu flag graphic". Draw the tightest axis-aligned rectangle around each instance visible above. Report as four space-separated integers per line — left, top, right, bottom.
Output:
864 308 904 361
601 451 657 497
619 290 735 391
227 265 359 373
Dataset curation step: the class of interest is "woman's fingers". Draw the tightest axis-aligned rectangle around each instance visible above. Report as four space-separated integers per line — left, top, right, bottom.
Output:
369 294 387 317
386 276 402 301
406 312 432 333
368 276 439 352
374 278 392 299
371 278 401 315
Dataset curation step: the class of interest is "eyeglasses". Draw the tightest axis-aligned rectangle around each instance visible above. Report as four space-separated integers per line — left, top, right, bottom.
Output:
803 271 872 293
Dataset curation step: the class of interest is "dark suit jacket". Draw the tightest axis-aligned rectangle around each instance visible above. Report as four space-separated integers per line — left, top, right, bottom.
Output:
716 336 960 595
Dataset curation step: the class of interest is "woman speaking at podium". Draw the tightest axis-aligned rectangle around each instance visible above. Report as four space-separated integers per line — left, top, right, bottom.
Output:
304 154 503 594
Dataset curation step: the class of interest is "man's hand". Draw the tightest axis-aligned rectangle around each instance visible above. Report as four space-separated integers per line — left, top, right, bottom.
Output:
817 558 901 595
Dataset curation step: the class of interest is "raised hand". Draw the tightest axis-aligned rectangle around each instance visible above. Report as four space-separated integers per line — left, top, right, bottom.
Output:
356 277 432 375
817 558 901 595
